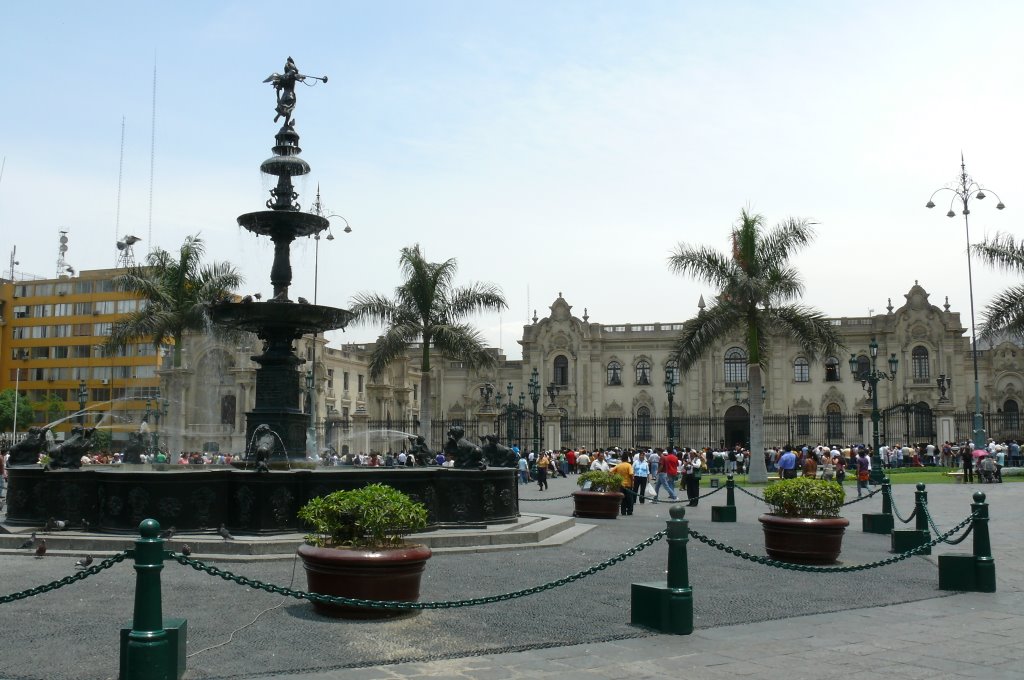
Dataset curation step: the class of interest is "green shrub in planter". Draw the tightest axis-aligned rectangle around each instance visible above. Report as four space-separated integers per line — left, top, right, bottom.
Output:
576 470 625 493
297 483 428 549
763 477 844 518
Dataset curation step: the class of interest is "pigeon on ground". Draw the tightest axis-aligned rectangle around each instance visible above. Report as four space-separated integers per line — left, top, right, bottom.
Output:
45 517 67 532
35 539 47 558
181 544 192 557
218 524 234 541
297 296 310 304
159 526 176 540
75 555 93 569
253 293 262 301
18 532 37 549
80 518 91 531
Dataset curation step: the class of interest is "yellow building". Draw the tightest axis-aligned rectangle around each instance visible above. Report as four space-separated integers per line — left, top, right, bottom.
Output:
1 268 161 442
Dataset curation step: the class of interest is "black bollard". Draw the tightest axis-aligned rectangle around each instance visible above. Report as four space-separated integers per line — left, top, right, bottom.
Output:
939 491 996 592
631 505 693 634
890 483 930 554
712 473 737 522
862 476 894 535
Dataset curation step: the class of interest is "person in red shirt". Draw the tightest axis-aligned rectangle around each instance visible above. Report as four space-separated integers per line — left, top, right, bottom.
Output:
654 449 679 501
566 449 577 474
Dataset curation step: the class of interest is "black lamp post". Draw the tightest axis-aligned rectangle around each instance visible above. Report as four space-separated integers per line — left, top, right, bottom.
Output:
926 156 1004 449
518 391 526 451
546 382 559 407
479 382 494 408
850 338 898 484
77 379 88 425
506 382 514 444
494 393 503 438
152 391 166 453
528 368 541 453
664 366 678 451
937 374 952 402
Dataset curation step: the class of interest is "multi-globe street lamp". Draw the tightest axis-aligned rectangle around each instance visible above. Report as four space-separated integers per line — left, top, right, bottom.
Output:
528 368 541 454
664 366 678 451
926 157 1005 449
850 338 898 484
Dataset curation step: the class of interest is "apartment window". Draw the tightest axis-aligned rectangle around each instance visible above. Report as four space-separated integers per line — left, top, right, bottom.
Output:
53 346 69 359
608 417 622 438
413 384 418 402
358 374 364 393
74 280 93 294
326 369 334 389
94 322 113 336
30 347 49 359
74 302 93 315
31 305 52 317
54 303 73 316
95 279 115 292
14 306 28 318
343 372 349 390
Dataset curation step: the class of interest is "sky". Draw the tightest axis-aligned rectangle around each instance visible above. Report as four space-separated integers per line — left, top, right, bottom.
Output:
2 1 1023 359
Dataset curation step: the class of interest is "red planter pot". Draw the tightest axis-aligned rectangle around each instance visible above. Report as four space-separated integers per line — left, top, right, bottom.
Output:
572 490 624 519
297 542 432 618
758 514 850 565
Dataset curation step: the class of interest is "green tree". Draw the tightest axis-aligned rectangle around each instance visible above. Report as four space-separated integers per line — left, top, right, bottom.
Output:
38 392 66 426
348 244 507 444
0 388 34 434
972 232 1024 342
109 234 242 367
668 208 843 481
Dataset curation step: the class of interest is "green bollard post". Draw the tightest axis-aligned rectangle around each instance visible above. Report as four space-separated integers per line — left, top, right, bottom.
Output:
631 505 693 634
863 476 894 534
891 483 930 554
941 491 997 592
119 519 186 680
712 473 737 522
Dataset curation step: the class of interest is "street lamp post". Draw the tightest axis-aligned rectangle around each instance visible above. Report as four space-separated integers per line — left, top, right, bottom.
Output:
528 368 540 454
926 157 1005 449
664 366 678 451
850 338 898 484
494 393 503 438
518 392 526 452
77 379 88 425
306 369 316 459
505 382 514 444
479 383 494 408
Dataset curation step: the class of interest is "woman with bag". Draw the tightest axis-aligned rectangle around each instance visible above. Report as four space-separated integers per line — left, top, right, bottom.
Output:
684 449 702 507
632 453 650 504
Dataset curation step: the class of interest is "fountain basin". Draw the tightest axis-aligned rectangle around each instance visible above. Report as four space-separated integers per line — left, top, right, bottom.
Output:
4 466 519 534
208 301 354 336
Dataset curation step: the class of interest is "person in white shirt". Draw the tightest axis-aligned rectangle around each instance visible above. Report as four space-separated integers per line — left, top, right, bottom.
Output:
590 451 610 472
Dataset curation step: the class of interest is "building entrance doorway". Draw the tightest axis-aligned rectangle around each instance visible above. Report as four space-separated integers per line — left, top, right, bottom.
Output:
723 405 750 449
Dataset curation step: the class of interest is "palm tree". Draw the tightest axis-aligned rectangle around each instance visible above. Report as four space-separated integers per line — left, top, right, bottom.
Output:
109 235 243 368
668 208 843 482
973 232 1024 342
349 244 507 445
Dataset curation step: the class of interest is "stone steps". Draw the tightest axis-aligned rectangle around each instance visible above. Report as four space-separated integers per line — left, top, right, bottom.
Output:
0 512 591 561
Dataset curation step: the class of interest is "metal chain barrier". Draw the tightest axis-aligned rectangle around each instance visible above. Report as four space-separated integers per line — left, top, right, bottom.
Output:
519 494 575 502
171 530 667 610
923 503 975 546
687 511 977 574
0 551 129 605
840 488 880 506
736 485 768 503
884 486 916 523
623 484 724 503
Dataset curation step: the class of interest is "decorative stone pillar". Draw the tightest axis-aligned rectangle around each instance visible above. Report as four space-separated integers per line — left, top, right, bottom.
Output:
543 405 563 452
934 400 956 445
476 408 498 438
351 407 370 456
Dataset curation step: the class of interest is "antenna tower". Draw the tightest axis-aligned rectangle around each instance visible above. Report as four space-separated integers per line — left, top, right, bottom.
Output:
56 230 71 278
117 235 142 268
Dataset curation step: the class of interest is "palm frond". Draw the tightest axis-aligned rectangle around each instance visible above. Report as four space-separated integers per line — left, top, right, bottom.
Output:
348 293 401 326
766 305 845 361
367 322 422 380
442 282 507 320
973 232 1024 274
978 284 1024 343
431 323 495 369
667 245 737 289
671 303 744 373
756 217 815 268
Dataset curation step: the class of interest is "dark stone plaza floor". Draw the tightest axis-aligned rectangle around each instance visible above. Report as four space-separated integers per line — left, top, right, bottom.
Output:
0 477 1019 680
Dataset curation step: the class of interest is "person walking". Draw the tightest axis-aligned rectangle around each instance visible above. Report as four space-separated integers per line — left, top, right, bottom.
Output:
610 456 635 515
855 448 871 496
632 453 650 504
961 447 975 484
654 448 679 502
777 446 798 479
537 451 550 490
683 450 702 507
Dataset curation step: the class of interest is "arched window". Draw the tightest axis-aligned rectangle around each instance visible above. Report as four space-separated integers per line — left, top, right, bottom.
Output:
912 346 930 383
1003 400 1019 433
635 359 652 385
724 348 747 385
826 403 843 439
793 357 809 383
913 401 933 439
636 406 651 441
824 356 840 382
553 355 569 386
607 361 622 386
856 356 871 381
666 359 680 387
